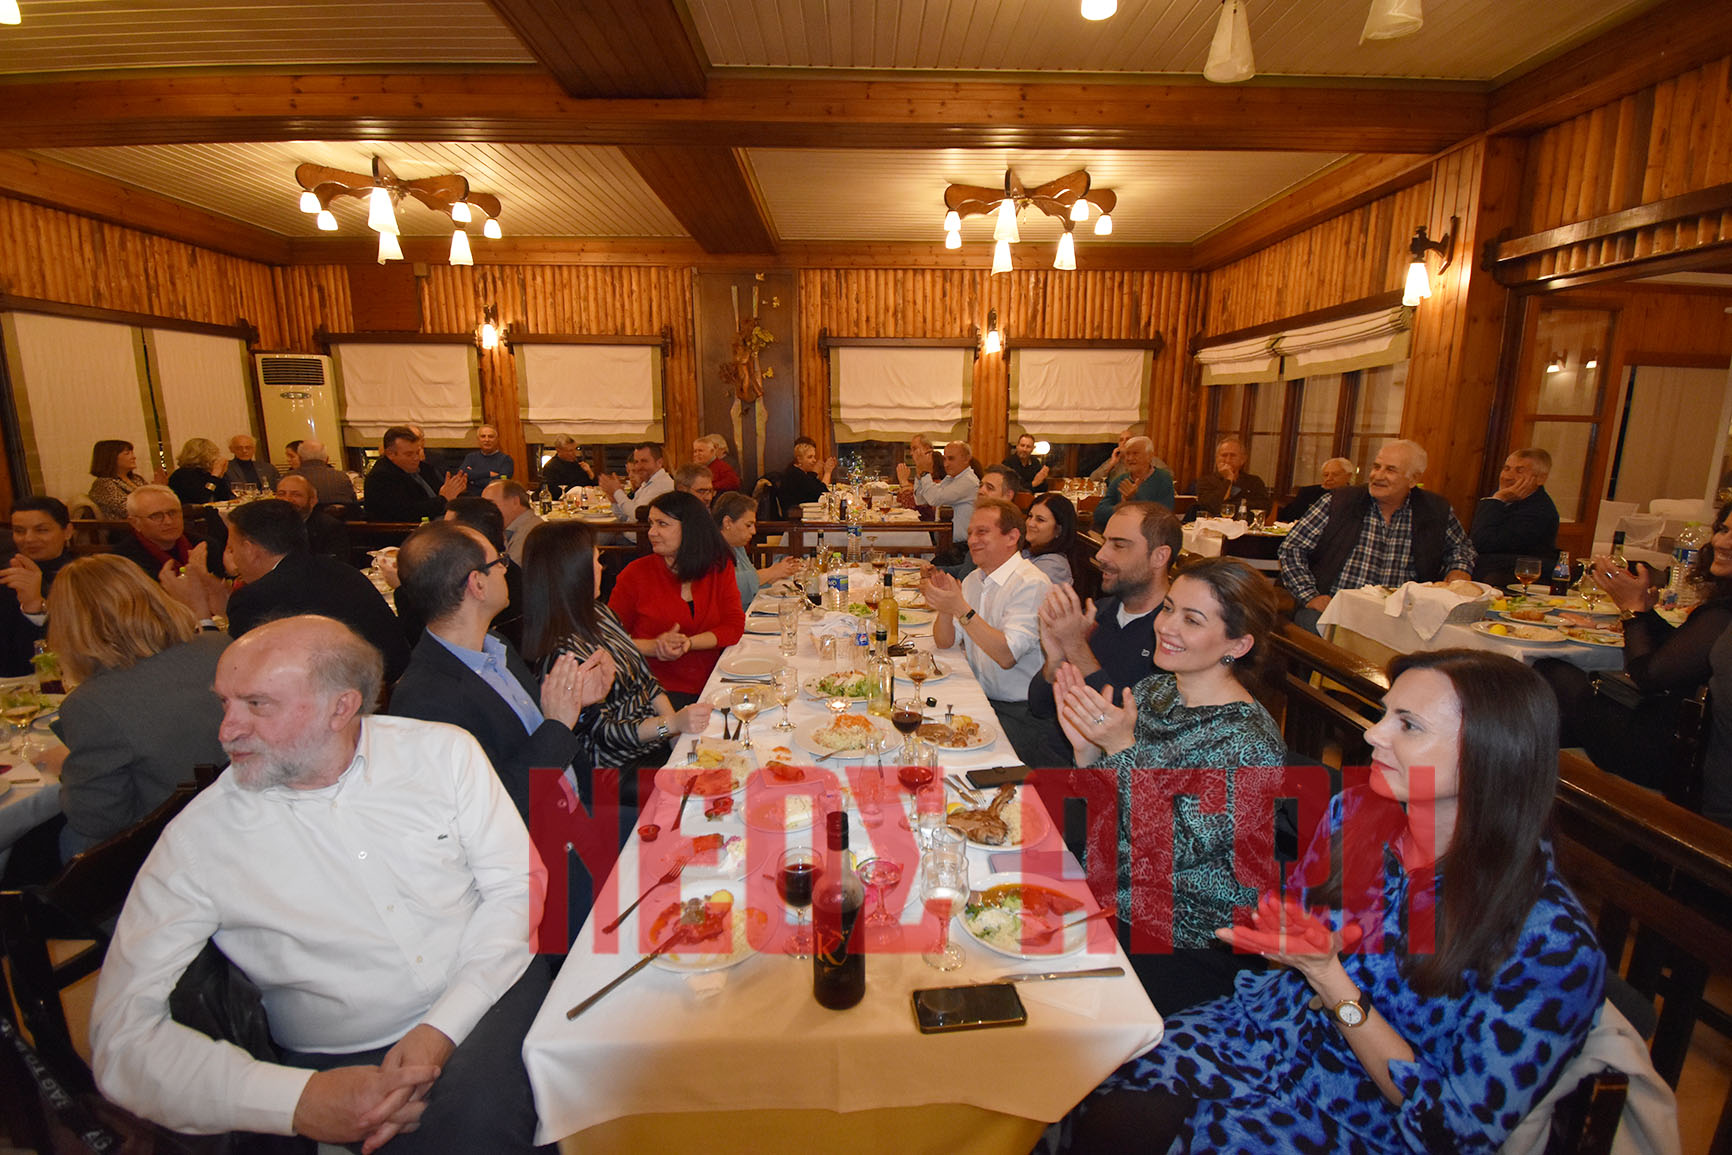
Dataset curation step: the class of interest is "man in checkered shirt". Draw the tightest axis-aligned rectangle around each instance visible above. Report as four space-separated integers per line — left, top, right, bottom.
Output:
1277 439 1475 634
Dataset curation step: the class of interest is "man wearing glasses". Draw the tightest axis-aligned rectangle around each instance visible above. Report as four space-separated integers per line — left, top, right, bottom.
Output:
112 485 195 580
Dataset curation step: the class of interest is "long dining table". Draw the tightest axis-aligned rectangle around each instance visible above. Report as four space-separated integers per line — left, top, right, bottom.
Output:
522 567 1163 1153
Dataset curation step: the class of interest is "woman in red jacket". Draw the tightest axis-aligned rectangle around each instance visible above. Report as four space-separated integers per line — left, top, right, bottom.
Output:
608 490 745 707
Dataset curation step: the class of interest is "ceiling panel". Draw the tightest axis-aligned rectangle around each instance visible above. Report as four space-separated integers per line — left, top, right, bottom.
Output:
27 141 690 237
689 0 1662 82
0 1 536 74
746 147 1346 244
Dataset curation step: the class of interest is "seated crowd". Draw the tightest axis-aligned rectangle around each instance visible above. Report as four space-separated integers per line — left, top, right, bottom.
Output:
0 417 1680 1152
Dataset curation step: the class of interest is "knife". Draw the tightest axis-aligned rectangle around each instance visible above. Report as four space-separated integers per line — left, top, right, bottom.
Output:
980 965 1125 984
566 928 690 1019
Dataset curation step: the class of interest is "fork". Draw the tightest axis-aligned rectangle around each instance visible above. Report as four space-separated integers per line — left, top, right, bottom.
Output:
601 856 690 935
946 774 985 806
1025 905 1117 947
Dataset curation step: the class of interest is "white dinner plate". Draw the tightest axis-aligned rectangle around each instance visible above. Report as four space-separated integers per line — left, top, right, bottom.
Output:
917 718 998 753
718 653 782 680
645 883 767 973
892 655 952 684
654 744 752 798
1468 620 1565 644
946 784 1051 849
801 671 875 703
958 872 1091 960
1561 626 1623 648
795 715 893 761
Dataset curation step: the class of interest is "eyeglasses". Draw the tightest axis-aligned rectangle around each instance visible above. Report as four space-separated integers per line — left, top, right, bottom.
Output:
135 510 181 523
472 554 509 577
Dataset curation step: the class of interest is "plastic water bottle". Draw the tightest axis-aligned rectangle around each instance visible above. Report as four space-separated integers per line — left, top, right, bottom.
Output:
1669 522 1708 608
846 509 863 565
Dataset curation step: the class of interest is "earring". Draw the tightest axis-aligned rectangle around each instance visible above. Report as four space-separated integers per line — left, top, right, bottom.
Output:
1221 654 1235 666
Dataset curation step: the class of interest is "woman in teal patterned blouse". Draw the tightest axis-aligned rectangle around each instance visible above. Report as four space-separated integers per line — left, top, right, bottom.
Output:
1054 556 1287 1013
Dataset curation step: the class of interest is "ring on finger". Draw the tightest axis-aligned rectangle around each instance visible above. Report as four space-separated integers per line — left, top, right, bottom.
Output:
1093 713 1106 727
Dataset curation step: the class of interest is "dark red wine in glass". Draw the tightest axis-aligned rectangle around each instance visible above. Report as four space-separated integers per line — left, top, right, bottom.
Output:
897 764 934 794
892 708 923 736
779 861 818 909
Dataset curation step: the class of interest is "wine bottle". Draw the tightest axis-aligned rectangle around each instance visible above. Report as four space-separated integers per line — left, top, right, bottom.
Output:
813 811 866 1010
877 571 900 647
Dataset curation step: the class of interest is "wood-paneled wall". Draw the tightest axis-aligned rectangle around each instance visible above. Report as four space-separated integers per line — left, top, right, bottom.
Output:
1521 53 1732 278
1201 182 1431 337
797 268 1202 477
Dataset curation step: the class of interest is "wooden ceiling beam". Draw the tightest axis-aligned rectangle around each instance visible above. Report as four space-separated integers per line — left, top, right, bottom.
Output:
0 73 1486 154
1488 0 1732 135
481 0 706 98
0 150 290 264
617 145 774 254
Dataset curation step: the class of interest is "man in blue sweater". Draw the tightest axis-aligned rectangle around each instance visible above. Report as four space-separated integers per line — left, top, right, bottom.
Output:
1090 437 1175 530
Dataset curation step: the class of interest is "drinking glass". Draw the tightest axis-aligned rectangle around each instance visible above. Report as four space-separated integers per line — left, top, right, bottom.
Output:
891 695 924 762
817 635 838 671
858 857 905 928
1514 557 1542 590
777 599 801 656
903 651 934 699
730 686 765 750
919 852 969 971
913 743 947 849
772 667 800 731
777 846 820 959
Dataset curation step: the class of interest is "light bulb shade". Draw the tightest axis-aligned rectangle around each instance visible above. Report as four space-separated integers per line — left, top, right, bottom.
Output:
1094 213 1113 236
944 229 962 250
1361 0 1423 42
993 199 1021 244
1070 198 1090 222
1033 440 1051 455
0 1 20 25
450 228 474 266
366 186 399 235
1204 0 1255 84
1402 259 1432 306
479 322 499 351
1080 0 1116 17
315 210 338 232
376 231 403 264
451 201 472 224
982 328 1002 355
1054 230 1077 271
992 238 1013 275
943 210 961 232
482 218 502 240
298 190 320 214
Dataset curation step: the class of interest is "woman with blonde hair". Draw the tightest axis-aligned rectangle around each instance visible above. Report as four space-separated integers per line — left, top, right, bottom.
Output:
47 555 228 857
87 439 152 519
166 437 233 505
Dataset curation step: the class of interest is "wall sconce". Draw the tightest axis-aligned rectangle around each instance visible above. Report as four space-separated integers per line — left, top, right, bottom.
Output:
477 305 501 351
1545 353 1565 374
1402 216 1457 306
981 308 1003 356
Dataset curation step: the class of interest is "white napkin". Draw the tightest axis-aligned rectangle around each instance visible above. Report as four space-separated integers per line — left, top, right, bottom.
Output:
1193 516 1249 540
686 972 729 1000
808 612 863 640
1381 581 1495 641
1 767 41 785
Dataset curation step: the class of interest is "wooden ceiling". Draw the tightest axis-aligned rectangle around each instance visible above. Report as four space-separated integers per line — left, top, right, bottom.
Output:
0 0 1714 262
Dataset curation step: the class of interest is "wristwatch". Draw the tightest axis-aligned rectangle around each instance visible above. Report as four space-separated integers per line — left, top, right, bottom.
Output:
961 608 977 624
1327 990 1368 1028
655 719 671 742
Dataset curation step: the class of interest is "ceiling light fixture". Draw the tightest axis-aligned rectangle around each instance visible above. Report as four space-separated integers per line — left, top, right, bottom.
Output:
945 167 1118 275
377 231 403 265
1401 216 1457 306
1361 0 1423 42
294 157 503 264
1204 0 1255 84
0 0 19 25
1080 0 1116 20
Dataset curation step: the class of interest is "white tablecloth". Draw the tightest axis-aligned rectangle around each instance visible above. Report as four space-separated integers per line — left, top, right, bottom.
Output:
523 586 1163 1143
1317 587 1624 671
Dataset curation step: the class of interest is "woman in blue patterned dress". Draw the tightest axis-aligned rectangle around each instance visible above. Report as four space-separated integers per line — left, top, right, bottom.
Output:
1053 556 1288 1014
1062 649 1606 1153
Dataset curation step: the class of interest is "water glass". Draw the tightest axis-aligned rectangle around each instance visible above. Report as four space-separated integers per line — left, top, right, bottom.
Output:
817 635 839 670
777 599 801 656
919 851 969 971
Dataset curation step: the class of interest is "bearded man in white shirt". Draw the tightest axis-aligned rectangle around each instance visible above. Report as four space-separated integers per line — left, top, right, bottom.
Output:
920 498 1054 765
91 614 552 1154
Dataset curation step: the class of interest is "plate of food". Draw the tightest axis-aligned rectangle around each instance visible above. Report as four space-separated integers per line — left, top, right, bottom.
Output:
718 653 782 680
1469 620 1565 644
802 670 876 703
743 790 819 833
1562 626 1624 648
946 784 1052 849
646 885 768 973
671 831 750 880
796 713 892 761
917 714 995 751
1492 607 1569 625
959 873 1091 959
655 741 752 798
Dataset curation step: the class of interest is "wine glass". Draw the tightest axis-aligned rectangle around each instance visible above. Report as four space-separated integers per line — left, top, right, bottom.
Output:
919 852 969 971
772 668 800 731
904 650 934 697
1514 556 1542 591
2 705 36 757
858 857 904 928
891 695 924 763
730 686 764 750
777 846 820 959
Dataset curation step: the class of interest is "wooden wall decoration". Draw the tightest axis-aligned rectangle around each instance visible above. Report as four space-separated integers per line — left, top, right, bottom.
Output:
695 270 797 487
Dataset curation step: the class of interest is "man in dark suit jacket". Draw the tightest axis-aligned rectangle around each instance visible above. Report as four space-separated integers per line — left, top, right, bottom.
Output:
1470 447 1561 588
387 521 611 820
162 499 410 682
363 425 465 522
1278 457 1356 522
274 474 352 562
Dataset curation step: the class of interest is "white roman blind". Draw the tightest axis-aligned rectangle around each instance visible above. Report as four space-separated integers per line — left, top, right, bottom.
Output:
333 343 478 439
149 329 253 457
4 311 153 504
831 346 972 440
1009 348 1149 437
1276 306 1412 376
1195 334 1281 385
520 343 661 441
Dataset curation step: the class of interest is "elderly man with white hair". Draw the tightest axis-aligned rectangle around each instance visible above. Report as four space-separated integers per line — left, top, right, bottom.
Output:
1278 438 1476 633
901 439 980 538
539 434 596 496
223 433 280 493
1279 456 1355 522
1470 447 1559 589
1090 436 1175 530
289 438 358 505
